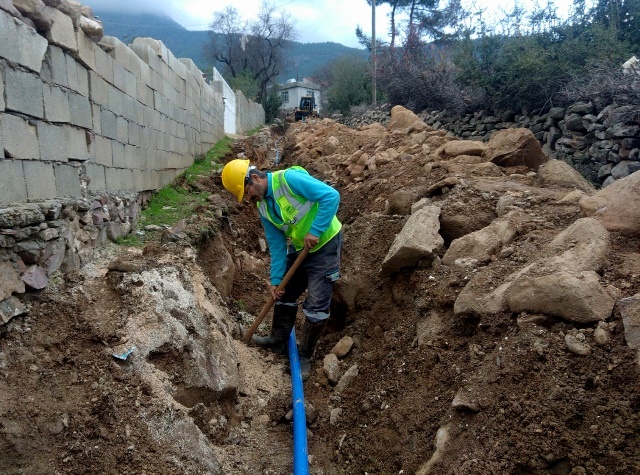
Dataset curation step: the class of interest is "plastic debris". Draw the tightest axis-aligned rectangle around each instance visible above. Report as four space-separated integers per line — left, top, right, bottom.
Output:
112 346 136 360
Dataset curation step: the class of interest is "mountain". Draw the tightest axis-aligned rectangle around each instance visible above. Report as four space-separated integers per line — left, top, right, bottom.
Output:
92 10 369 82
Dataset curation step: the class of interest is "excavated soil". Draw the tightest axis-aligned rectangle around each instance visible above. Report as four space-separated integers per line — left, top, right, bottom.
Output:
1 115 639 475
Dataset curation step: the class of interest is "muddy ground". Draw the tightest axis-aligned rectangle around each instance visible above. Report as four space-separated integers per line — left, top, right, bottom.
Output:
1 114 639 475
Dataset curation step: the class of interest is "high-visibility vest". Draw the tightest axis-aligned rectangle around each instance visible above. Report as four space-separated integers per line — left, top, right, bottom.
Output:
258 166 341 252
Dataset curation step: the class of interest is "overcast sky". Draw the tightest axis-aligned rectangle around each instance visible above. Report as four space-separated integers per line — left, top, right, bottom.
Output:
83 0 575 49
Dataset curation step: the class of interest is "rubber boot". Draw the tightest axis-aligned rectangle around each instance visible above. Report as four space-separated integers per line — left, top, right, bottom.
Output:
299 319 327 381
252 305 297 355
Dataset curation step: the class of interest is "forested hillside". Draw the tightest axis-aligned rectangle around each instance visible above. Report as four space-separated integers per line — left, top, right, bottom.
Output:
93 10 368 81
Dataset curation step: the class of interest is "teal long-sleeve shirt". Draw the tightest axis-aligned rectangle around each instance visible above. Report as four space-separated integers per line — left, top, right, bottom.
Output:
259 168 340 286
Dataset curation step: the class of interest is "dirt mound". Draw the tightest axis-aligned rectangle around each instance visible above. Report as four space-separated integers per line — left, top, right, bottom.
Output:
1 109 639 474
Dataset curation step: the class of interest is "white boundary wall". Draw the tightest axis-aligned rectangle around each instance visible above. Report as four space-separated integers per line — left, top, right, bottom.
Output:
211 67 236 134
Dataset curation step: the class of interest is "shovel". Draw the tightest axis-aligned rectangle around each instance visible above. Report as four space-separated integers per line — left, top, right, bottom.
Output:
243 248 309 343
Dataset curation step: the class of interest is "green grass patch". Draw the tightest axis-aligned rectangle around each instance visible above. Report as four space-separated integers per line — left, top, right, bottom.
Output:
207 137 234 162
116 137 234 246
115 233 143 247
141 187 208 227
184 136 231 186
245 126 262 137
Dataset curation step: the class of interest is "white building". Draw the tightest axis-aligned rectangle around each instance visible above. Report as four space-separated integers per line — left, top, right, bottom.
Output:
278 77 323 115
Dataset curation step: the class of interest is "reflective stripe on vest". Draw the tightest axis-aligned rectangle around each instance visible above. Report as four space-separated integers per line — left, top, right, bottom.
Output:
258 170 313 233
273 176 314 225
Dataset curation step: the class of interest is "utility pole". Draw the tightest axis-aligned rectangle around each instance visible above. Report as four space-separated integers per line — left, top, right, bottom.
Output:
371 0 377 106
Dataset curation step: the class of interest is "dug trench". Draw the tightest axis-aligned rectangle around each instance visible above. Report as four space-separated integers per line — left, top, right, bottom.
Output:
1 106 639 474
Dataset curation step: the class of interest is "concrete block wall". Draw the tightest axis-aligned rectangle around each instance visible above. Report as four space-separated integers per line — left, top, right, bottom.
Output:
0 2 267 318
0 5 232 207
236 90 266 135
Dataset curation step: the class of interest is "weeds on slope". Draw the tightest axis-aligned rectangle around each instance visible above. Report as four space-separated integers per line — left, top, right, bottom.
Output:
116 136 234 246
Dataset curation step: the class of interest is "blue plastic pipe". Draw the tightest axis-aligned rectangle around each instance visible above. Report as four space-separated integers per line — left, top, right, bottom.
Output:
274 137 283 165
288 329 309 475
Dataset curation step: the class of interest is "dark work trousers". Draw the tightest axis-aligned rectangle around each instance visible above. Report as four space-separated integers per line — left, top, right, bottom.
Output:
277 230 343 323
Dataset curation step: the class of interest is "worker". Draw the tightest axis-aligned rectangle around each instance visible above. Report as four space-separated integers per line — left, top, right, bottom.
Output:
221 159 343 380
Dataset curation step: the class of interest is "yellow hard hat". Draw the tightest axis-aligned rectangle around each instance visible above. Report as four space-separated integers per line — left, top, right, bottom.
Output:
221 159 250 203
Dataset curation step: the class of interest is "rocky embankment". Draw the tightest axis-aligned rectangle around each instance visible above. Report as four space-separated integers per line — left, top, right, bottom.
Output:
335 102 640 187
1 105 639 474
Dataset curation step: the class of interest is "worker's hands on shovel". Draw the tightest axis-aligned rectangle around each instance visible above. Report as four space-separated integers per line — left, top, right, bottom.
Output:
270 285 284 300
243 248 310 343
268 239 315 300
304 233 319 250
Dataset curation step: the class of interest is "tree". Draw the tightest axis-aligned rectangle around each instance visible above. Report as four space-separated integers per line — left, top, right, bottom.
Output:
246 3 296 102
367 0 468 45
362 0 637 116
452 0 633 113
367 0 413 47
362 0 462 47
376 35 467 112
261 87 283 123
229 71 259 100
588 0 640 48
326 55 372 115
206 1 296 103
205 6 246 79
527 1 561 35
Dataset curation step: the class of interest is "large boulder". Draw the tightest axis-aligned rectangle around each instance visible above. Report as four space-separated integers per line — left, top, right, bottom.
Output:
0 262 25 301
579 170 640 235
381 205 444 276
483 128 549 171
387 105 431 132
454 264 534 316
442 211 525 266
543 217 610 273
619 293 640 349
79 15 104 40
13 0 44 17
384 185 431 216
116 261 241 402
0 296 27 325
438 140 486 159
454 217 611 318
0 0 21 16
506 271 614 323
537 159 595 193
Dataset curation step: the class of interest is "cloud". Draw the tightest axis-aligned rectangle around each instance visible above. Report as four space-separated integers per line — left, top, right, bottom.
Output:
84 0 376 48
85 0 203 27
86 0 176 15
93 0 579 48
84 0 576 48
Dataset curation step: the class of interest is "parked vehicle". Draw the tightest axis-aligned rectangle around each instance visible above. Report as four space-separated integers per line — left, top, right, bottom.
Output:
294 95 318 121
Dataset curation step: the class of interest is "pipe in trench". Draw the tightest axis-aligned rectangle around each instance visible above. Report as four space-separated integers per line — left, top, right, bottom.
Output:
274 137 283 165
288 329 309 475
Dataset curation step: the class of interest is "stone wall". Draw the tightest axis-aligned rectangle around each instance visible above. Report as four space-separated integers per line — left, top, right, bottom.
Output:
0 191 151 324
421 102 640 186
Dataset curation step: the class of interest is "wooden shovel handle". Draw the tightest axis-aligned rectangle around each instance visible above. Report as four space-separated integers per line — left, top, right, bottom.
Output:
243 248 310 343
